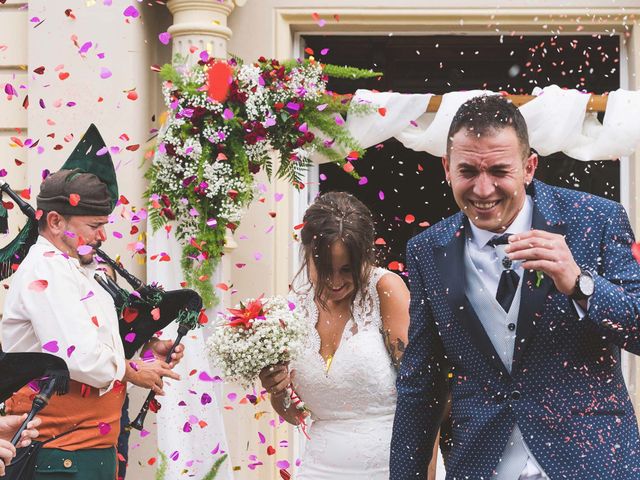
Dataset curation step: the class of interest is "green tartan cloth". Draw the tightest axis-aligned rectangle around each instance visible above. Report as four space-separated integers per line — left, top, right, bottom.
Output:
33 447 116 479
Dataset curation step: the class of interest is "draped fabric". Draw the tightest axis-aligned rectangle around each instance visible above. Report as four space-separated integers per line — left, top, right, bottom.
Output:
146 228 233 479
344 85 640 161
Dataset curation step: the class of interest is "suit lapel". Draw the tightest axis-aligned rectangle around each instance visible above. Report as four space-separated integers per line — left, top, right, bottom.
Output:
512 183 566 372
433 219 511 380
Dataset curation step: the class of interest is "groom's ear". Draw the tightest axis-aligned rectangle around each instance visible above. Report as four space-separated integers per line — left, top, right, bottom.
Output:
442 155 451 182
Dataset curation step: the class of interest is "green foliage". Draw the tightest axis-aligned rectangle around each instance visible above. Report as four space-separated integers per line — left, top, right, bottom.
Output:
321 63 382 79
155 451 228 480
146 55 375 305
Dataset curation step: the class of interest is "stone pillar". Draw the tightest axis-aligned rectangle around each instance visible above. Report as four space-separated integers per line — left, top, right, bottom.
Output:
167 0 239 58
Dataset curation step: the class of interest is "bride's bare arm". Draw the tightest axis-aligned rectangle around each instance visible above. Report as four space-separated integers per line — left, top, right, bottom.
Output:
378 273 410 370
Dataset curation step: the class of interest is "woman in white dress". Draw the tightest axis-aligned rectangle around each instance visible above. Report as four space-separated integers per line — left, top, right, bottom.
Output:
259 191 437 480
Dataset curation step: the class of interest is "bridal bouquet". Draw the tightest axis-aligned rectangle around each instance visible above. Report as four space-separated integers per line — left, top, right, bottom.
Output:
206 295 308 403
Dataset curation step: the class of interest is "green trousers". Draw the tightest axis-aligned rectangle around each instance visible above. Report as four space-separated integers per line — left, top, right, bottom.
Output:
33 447 116 479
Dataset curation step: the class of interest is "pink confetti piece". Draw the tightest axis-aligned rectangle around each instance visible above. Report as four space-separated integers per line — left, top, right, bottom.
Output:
100 67 112 79
42 340 59 353
378 190 385 200
276 460 290 469
169 451 179 461
183 422 192 432
28 279 48 292
77 245 93 255
80 291 94 301
124 332 136 343
334 114 345 125
358 176 369 185
227 392 237 402
79 41 92 55
316 103 328 111
201 393 212 405
112 231 123 239
140 429 150 437
158 32 171 45
222 108 234 120
98 422 111 435
66 346 75 357
206 218 217 228
254 252 263 261
258 432 266 444
199 371 222 382
128 361 139 371
211 443 220 454
319 173 327 181
320 48 330 55
96 146 108 156
122 5 139 18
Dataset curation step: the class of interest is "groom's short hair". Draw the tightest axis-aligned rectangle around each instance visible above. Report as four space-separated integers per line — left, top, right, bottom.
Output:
446 94 531 160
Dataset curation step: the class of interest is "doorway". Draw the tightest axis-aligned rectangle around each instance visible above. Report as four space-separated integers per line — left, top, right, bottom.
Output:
302 34 621 274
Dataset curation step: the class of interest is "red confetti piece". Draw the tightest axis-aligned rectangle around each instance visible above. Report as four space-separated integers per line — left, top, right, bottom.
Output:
126 89 138 101
342 162 354 173
267 445 276 455
294 222 305 230
91 316 99 327
378 107 387 116
28 279 48 291
58 72 70 80
123 307 139 323
20 188 31 200
405 214 415 224
375 238 387 245
69 193 80 206
632 243 640 263
207 62 233 103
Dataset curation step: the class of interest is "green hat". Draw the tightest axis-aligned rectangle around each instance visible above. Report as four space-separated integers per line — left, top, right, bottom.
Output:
37 124 118 215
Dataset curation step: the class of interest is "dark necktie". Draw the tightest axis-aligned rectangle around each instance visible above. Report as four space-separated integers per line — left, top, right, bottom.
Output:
487 233 520 312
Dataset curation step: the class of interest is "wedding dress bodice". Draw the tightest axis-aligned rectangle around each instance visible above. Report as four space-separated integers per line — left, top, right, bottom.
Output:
290 267 398 479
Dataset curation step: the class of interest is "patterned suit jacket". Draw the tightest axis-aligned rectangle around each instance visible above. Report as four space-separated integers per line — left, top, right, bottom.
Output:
390 179 640 479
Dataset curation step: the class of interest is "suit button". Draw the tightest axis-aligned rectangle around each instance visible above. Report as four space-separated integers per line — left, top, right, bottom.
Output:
63 459 73 468
511 390 521 401
508 323 516 331
495 392 508 403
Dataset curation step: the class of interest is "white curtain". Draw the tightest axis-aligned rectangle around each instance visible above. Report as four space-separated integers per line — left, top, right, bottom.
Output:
146 228 233 479
344 85 640 161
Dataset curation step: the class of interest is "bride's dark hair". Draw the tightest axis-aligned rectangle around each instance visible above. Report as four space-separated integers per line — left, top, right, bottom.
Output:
293 191 376 309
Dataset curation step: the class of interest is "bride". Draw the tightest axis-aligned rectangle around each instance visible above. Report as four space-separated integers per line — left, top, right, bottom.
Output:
260 191 437 479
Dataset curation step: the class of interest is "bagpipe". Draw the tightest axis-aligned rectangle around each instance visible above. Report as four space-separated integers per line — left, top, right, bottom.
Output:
0 348 70 446
0 180 203 430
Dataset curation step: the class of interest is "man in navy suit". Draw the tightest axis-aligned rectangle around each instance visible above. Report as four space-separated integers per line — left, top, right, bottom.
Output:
390 94 640 479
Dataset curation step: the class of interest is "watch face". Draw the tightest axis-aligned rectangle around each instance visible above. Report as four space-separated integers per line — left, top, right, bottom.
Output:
579 273 595 296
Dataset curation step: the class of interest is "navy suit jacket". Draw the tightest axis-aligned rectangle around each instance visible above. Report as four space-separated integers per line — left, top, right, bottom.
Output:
391 179 640 479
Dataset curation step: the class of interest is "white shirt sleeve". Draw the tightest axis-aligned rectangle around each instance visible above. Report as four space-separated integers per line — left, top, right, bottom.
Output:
15 253 125 395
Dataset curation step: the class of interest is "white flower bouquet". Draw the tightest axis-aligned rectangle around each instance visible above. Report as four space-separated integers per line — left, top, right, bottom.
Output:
206 295 309 422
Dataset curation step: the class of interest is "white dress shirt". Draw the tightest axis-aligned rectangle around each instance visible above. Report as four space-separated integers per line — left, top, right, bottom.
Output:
2 236 125 395
467 195 548 480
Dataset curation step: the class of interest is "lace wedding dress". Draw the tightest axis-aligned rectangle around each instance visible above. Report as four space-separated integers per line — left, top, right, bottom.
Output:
290 267 397 479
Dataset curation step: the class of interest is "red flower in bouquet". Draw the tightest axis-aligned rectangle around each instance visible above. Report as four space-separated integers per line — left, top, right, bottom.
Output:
227 297 265 329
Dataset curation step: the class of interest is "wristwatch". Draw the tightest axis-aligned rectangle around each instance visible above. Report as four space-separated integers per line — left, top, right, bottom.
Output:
570 270 595 300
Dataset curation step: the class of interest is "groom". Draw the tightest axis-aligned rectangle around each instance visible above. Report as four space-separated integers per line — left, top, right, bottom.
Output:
390 94 640 479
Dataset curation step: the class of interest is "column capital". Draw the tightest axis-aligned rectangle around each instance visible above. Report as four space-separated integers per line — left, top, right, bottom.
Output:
166 0 243 57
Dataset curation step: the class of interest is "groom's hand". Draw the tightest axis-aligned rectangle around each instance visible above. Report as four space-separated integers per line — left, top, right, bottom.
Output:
504 229 581 296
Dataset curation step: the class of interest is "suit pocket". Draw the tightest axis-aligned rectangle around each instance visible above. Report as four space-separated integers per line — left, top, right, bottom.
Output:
571 409 626 416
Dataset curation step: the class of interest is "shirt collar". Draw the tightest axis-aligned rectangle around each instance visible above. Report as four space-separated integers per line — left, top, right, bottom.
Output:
468 195 534 249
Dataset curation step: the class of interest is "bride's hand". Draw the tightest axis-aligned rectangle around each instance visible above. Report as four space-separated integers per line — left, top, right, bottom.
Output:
259 363 291 396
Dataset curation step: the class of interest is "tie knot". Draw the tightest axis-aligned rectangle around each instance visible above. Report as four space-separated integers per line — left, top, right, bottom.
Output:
487 233 511 248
